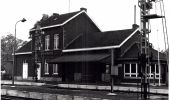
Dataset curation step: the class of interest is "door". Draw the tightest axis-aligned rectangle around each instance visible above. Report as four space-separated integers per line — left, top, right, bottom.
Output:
23 63 28 79
37 63 41 80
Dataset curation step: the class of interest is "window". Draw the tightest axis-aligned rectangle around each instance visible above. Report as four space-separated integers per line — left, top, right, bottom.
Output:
53 64 58 74
124 63 138 78
149 64 160 78
35 36 41 50
54 34 59 49
44 60 49 74
105 65 110 74
131 64 137 77
125 64 130 73
45 35 50 50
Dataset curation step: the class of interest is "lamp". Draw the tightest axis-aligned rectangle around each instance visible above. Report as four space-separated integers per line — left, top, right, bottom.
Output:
12 18 26 86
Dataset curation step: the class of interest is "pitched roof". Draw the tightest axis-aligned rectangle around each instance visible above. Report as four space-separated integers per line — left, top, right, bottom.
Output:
31 11 80 30
15 41 32 54
30 10 101 31
65 28 139 51
120 43 166 61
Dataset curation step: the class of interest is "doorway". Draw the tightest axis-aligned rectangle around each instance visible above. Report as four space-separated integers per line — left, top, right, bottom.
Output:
22 63 28 79
37 63 41 80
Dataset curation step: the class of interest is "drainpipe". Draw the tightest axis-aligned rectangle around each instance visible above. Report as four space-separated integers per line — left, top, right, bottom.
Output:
111 49 114 93
62 26 65 50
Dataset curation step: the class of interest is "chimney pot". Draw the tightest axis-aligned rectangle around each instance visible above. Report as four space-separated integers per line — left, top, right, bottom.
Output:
53 13 59 17
132 24 139 29
80 7 87 12
42 14 49 20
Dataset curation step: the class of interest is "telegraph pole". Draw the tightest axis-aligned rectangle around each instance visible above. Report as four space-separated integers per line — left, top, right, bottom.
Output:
138 0 163 99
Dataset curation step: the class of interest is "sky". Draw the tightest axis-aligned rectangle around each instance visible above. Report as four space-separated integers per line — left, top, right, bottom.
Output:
0 0 169 51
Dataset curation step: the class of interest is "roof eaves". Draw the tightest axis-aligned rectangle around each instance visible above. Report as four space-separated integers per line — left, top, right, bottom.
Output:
63 45 120 52
30 11 85 32
13 52 32 55
119 28 139 47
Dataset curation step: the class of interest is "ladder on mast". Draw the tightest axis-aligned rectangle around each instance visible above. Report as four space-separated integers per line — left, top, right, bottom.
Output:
138 0 164 99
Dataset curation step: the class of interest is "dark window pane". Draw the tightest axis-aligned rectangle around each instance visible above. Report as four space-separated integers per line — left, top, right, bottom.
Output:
131 75 136 77
131 64 136 73
138 64 141 73
156 65 159 73
151 64 155 73
156 75 159 78
125 74 130 77
125 64 130 73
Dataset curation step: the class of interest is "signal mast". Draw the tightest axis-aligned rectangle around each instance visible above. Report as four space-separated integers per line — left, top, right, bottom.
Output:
138 0 164 99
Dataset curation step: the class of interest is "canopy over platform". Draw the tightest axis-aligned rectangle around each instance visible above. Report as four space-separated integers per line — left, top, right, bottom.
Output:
48 53 110 63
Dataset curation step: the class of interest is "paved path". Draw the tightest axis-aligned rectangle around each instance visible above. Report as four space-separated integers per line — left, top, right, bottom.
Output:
55 83 168 95
1 80 45 86
1 85 168 100
1 80 168 95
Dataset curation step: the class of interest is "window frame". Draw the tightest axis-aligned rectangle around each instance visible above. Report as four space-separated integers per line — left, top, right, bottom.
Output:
44 60 49 75
124 63 138 78
148 64 160 79
53 64 58 75
54 34 59 50
45 35 50 50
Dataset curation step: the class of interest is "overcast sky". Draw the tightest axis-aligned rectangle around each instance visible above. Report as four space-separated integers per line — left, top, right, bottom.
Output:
0 0 169 51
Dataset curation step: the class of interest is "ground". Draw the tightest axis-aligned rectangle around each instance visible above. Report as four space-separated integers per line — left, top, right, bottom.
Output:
1 84 168 100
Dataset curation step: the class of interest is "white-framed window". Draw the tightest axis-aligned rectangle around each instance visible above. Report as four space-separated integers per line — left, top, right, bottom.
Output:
148 64 160 79
53 64 58 75
45 35 50 50
54 34 59 50
124 63 138 78
44 60 49 74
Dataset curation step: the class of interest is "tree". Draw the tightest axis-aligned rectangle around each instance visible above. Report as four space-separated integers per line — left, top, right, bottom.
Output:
1 34 27 69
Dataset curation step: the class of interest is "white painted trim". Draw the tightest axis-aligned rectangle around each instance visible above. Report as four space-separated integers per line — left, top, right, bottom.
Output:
119 28 139 47
63 28 139 52
63 45 120 52
30 10 101 32
62 10 85 26
84 12 102 31
15 52 32 55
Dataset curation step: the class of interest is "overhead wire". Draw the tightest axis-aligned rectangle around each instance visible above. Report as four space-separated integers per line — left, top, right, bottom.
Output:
158 0 169 66
161 0 169 50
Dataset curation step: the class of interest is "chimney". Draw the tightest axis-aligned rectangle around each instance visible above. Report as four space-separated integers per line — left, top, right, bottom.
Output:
80 7 87 12
53 13 59 17
42 14 49 21
132 24 139 29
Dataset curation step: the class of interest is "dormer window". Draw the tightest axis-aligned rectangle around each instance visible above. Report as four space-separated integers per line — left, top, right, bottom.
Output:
54 34 59 50
45 35 50 50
